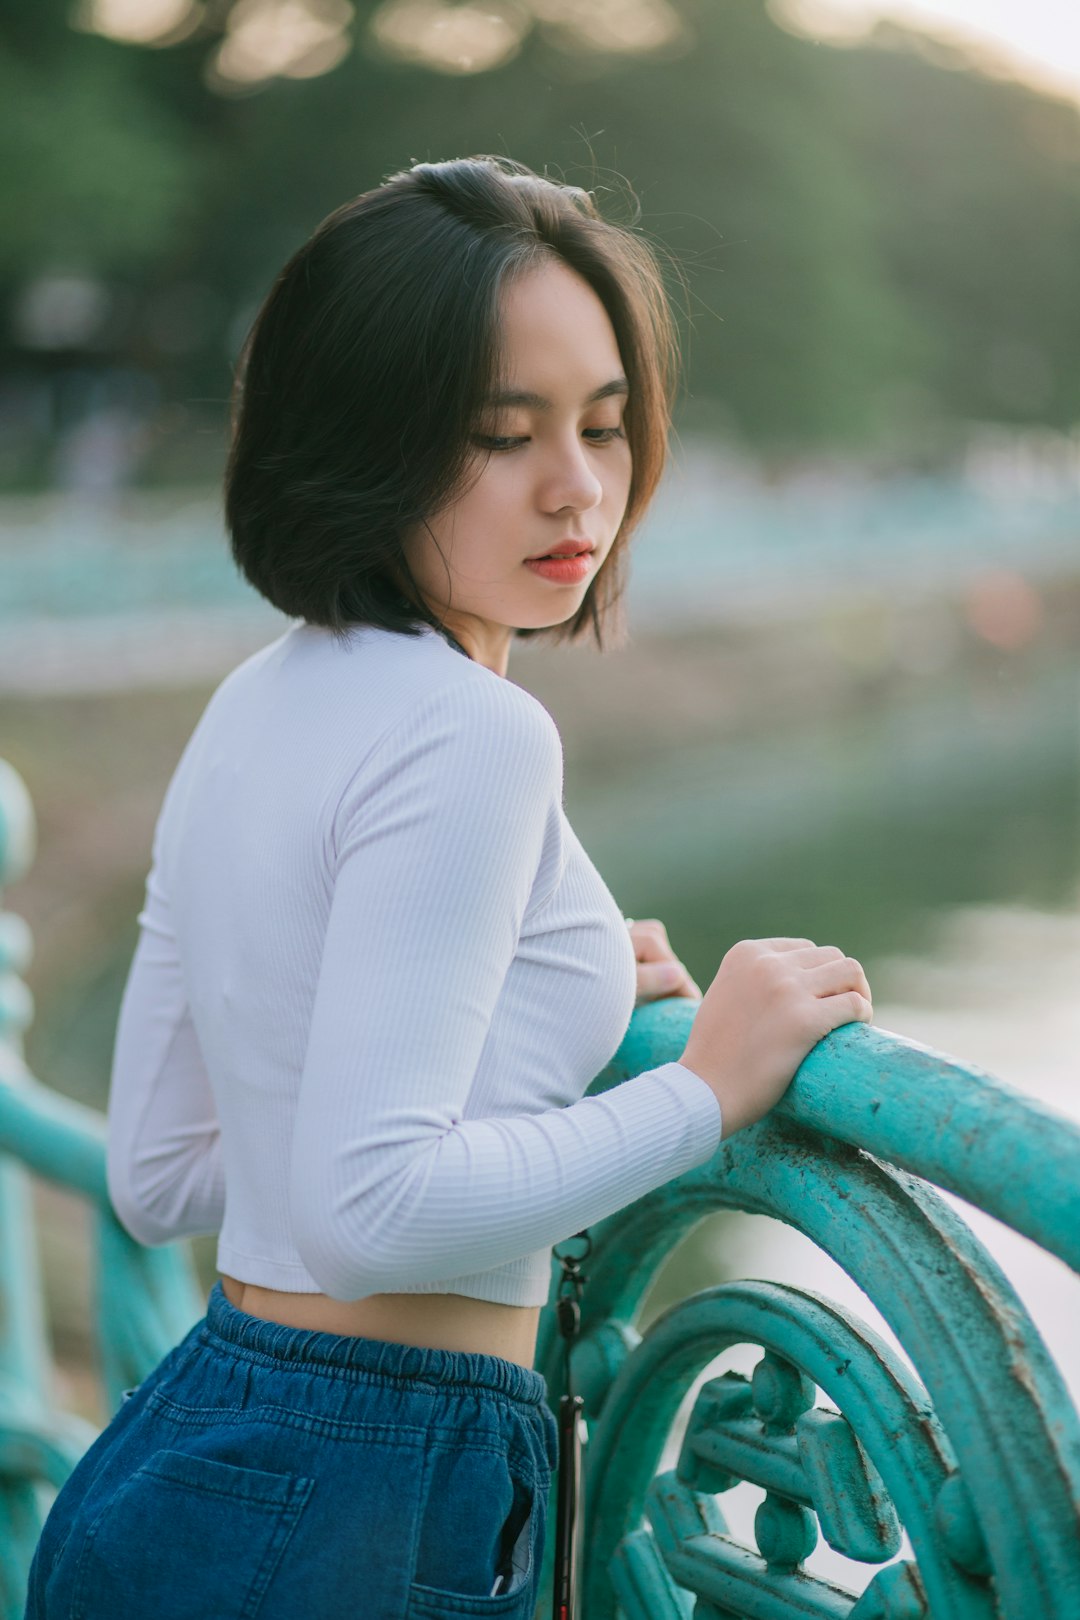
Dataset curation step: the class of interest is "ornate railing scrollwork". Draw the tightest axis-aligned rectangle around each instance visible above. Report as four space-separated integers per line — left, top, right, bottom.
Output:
536 1001 1080 1619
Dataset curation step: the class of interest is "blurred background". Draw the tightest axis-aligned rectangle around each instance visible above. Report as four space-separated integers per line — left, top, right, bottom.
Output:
2 0 1078 1581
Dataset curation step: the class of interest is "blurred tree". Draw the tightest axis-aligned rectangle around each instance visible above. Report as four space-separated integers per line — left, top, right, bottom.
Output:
167 0 916 448
0 37 197 276
2 0 1079 471
829 22 1080 432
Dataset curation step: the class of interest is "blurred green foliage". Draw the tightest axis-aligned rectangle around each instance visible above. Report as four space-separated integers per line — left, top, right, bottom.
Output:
0 43 198 276
2 0 1079 455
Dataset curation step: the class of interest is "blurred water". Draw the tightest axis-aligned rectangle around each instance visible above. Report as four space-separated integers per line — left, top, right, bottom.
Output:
639 441 1080 628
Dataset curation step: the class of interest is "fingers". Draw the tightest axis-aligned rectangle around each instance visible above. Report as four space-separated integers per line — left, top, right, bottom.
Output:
627 919 670 959
784 943 846 965
627 920 703 1005
803 956 872 1003
634 959 701 1005
794 946 873 1028
812 989 874 1034
633 927 866 1010
716 939 873 1010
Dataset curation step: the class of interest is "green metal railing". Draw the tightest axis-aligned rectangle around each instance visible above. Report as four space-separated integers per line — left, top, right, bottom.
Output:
0 758 206 1619
2 753 1079 1618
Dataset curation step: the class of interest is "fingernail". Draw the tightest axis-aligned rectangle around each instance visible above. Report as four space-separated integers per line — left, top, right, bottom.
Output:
660 963 682 987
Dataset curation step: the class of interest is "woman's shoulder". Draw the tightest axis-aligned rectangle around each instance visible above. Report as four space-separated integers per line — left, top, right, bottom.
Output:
273 622 560 801
303 621 561 750
375 638 563 777
327 632 565 856
192 620 558 766
166 622 561 770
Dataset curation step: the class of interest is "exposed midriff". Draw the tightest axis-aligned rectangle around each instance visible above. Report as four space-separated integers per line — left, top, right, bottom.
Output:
219 1273 541 1369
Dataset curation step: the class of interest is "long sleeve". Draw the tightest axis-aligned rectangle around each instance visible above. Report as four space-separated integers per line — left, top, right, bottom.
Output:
289 676 723 1301
106 856 226 1246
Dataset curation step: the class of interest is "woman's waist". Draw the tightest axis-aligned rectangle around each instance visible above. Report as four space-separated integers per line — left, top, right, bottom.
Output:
219 1273 541 1369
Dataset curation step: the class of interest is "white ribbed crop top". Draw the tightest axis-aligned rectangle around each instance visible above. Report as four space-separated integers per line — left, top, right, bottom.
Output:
105 620 723 1306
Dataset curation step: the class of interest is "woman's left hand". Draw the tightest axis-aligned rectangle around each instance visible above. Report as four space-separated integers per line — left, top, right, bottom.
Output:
627 917 703 1006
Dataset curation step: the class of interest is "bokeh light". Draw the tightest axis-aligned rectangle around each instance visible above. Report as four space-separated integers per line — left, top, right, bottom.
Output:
72 0 204 46
208 0 354 89
963 569 1044 649
369 0 529 74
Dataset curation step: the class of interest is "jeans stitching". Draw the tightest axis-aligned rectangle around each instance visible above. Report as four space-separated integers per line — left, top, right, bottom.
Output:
145 1389 476 1450
148 1388 554 1476
142 1456 315 1509
237 1476 316 1620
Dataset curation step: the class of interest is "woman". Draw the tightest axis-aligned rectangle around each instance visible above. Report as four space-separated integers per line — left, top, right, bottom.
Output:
25 154 872 1620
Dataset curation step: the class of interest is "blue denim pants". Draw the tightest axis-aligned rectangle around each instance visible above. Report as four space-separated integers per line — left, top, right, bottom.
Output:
25 1281 558 1619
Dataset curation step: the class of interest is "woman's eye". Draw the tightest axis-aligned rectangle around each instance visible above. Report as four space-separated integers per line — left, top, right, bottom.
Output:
472 426 626 453
473 435 527 451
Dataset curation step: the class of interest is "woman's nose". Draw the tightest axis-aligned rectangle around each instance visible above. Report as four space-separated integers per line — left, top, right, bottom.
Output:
538 436 604 513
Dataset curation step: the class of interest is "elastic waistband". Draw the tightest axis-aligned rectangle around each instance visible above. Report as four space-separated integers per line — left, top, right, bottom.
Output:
202 1282 550 1408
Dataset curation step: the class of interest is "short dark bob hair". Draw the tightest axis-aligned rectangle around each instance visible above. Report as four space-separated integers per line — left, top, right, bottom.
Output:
225 154 682 651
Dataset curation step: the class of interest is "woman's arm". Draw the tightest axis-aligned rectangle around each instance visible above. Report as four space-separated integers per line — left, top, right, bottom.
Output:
106 860 225 1246
289 677 722 1301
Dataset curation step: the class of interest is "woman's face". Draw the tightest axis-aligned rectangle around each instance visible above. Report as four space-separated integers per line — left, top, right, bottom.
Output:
399 259 633 675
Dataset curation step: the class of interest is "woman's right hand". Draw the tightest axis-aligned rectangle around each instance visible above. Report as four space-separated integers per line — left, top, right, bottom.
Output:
679 938 873 1137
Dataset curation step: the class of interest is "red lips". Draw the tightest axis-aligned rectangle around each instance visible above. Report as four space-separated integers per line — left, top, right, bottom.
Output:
526 540 595 560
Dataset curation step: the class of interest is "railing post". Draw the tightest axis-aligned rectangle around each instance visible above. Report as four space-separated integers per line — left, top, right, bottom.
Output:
0 759 56 1616
0 759 45 1398
0 758 214 1619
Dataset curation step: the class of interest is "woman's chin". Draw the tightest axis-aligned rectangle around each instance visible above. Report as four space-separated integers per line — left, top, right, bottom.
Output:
512 593 590 632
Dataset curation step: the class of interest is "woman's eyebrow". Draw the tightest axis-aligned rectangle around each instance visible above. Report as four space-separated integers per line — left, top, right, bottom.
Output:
483 377 629 410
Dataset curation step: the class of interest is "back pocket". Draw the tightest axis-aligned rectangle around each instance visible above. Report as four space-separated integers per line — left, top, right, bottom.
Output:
70 1448 315 1620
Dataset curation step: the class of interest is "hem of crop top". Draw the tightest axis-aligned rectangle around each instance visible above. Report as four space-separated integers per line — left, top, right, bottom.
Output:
214 1065 722 1304
215 1242 553 1302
